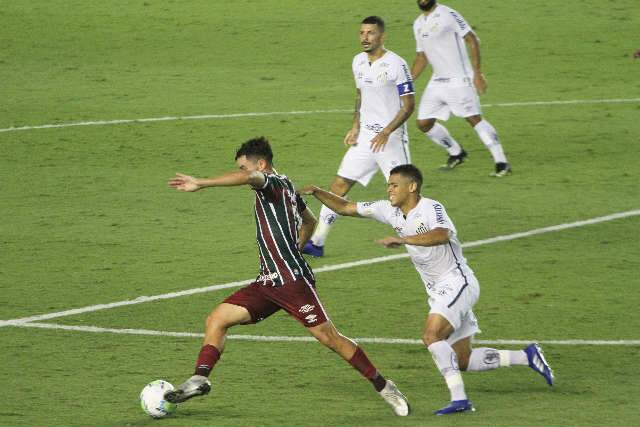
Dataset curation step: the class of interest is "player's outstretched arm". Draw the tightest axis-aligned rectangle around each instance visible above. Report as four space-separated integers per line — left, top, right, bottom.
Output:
168 170 264 192
300 186 360 217
377 227 451 248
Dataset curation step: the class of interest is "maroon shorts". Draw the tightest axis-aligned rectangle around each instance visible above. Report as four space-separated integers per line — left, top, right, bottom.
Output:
223 279 329 327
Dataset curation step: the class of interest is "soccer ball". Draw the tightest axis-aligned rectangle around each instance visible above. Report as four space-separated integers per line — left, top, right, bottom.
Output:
140 380 177 418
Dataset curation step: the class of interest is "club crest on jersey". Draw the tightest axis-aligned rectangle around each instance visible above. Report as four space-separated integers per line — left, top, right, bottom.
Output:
376 71 389 83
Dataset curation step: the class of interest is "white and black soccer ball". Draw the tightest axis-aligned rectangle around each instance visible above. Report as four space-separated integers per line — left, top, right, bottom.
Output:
140 380 177 418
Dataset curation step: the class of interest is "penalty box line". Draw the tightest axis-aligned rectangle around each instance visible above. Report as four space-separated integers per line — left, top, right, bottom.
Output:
1 208 639 328
1 97 639 133
13 322 640 346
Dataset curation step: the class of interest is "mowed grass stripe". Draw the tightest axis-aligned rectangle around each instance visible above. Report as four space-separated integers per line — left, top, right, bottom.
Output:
14 322 640 346
1 97 639 133
1 209 638 327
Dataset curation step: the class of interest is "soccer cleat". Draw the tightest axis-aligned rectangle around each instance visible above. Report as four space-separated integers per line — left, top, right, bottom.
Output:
164 375 211 403
302 241 324 257
434 399 475 415
439 149 468 171
490 162 512 177
524 343 554 386
378 380 410 416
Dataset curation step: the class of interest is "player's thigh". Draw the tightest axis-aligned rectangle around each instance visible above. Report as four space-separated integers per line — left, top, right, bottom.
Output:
417 84 451 121
451 335 473 370
375 130 411 181
261 280 330 328
447 86 482 118
222 283 281 325
337 140 378 187
423 312 456 344
208 302 253 328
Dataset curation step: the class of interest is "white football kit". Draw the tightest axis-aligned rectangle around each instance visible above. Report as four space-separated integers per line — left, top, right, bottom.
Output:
337 50 414 186
413 5 482 121
357 197 480 344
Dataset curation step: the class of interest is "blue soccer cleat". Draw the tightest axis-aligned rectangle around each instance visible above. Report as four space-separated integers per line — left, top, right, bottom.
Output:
302 241 324 257
434 399 475 415
524 343 554 386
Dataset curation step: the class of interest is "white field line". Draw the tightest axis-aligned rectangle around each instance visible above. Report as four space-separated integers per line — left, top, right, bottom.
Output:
1 98 639 134
14 322 640 346
1 209 638 329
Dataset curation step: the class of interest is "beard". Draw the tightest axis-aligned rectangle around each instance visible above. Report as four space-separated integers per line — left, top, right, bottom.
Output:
417 0 437 11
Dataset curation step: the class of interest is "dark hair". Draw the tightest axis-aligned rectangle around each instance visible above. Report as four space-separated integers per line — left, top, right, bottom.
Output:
361 16 385 32
235 136 273 164
390 164 423 191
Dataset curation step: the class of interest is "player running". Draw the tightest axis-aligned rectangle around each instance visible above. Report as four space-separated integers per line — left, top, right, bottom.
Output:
302 16 415 258
302 164 553 415
164 137 410 417
412 0 511 176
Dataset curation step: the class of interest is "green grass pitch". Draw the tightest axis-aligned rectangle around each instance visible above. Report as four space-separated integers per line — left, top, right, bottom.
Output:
1 0 639 425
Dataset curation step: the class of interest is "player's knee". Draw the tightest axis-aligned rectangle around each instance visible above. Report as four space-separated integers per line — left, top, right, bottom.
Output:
422 330 441 346
329 178 352 196
315 327 340 349
417 119 435 133
205 311 228 332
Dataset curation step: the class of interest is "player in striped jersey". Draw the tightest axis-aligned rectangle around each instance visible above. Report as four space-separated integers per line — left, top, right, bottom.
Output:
164 137 409 416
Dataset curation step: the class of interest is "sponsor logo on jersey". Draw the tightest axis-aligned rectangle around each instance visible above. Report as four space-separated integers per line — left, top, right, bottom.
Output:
450 11 467 30
365 123 385 133
257 272 280 282
377 71 389 83
299 304 315 314
433 204 445 224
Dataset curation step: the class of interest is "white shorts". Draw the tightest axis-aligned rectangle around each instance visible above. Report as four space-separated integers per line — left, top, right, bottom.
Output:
337 127 411 186
422 267 481 346
417 79 482 121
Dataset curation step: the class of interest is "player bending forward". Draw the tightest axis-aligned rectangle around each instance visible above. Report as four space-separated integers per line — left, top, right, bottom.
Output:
302 164 553 415
165 137 409 416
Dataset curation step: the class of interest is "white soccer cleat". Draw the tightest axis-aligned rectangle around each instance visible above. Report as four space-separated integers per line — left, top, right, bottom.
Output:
164 375 211 403
379 380 410 416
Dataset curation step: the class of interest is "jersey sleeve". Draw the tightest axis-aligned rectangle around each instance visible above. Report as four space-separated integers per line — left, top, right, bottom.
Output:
295 192 308 215
352 56 360 89
356 200 392 225
424 201 456 232
448 8 472 37
413 20 423 53
395 57 415 97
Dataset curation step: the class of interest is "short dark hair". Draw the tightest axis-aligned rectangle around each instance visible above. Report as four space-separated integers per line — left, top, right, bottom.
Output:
390 164 423 191
235 136 273 164
361 16 385 32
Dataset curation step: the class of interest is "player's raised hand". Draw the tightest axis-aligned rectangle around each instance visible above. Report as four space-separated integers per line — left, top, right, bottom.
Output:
299 185 317 195
376 236 405 248
474 73 488 95
343 128 359 146
169 173 201 192
370 131 389 153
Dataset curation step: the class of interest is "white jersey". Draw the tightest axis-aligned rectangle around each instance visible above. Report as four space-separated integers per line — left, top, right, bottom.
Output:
413 4 474 82
352 50 414 135
356 197 471 284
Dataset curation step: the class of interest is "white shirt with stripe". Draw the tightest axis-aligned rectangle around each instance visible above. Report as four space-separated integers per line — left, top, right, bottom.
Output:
352 50 414 135
413 4 474 82
357 197 472 285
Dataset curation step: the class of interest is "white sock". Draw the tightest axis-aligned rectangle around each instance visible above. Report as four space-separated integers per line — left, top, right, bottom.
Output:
428 341 467 401
473 120 507 163
467 348 529 371
426 123 462 156
310 205 338 246
498 350 529 367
